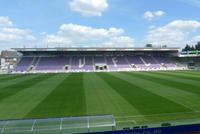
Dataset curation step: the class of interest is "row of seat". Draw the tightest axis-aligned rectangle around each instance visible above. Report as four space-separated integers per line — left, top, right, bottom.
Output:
15 56 175 72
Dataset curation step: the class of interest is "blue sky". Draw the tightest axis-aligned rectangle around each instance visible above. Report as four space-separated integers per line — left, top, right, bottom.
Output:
0 0 200 50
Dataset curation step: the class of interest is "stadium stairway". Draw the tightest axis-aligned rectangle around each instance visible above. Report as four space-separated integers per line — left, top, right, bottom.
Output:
112 57 117 67
152 56 162 67
140 57 147 66
92 56 95 70
104 56 110 70
69 56 72 69
125 56 132 68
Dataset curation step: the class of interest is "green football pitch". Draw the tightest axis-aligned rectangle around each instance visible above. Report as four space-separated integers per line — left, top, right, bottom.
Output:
1 70 200 124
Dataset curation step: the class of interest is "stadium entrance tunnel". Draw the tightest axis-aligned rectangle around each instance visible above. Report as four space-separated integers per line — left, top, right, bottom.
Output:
28 65 35 71
95 64 108 71
63 65 69 71
130 64 136 68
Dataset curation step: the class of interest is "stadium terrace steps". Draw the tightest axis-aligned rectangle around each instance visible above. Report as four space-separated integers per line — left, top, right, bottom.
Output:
104 56 110 70
127 56 146 68
154 56 175 67
106 56 118 70
115 56 130 68
82 56 93 70
141 56 160 68
15 57 34 72
152 56 162 67
125 56 131 67
32 57 39 66
71 56 80 70
35 57 40 67
27 57 39 71
14 55 177 72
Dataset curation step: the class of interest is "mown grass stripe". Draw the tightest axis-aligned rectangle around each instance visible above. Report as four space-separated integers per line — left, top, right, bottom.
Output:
152 71 200 80
84 73 145 122
0 74 67 120
115 72 195 111
168 70 200 75
0 74 17 79
97 72 188 115
0 74 29 82
26 73 86 118
149 71 200 85
120 72 200 111
0 74 42 89
0 74 19 77
134 71 200 95
0 74 55 101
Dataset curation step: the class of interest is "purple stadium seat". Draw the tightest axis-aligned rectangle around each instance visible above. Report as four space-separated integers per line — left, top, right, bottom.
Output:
15 57 33 72
141 56 160 67
36 57 70 71
127 56 146 67
154 56 175 67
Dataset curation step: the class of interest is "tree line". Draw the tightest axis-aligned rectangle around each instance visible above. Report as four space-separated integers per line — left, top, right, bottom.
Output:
183 42 200 51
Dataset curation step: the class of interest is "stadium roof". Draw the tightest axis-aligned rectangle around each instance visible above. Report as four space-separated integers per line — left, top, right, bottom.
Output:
12 47 180 52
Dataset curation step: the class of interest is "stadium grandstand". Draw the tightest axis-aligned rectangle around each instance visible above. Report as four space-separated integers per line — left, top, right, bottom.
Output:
12 47 188 73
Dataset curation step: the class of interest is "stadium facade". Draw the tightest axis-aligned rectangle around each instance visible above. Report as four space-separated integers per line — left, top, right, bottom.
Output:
12 47 190 73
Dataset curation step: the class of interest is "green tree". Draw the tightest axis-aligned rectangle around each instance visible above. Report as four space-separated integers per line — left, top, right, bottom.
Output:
146 44 153 47
182 44 191 51
191 45 195 51
195 42 200 50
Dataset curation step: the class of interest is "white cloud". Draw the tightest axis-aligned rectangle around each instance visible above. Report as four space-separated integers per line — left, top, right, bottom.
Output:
0 28 34 42
154 10 165 16
178 0 200 7
1 28 31 35
102 36 135 47
145 20 200 47
58 23 124 41
40 32 46 35
191 35 200 42
42 35 72 45
0 17 36 50
144 10 165 20
26 35 36 41
40 23 135 47
0 16 13 27
0 15 135 50
188 35 200 45
0 32 23 42
108 27 124 37
70 0 108 16
149 25 155 29
144 11 154 20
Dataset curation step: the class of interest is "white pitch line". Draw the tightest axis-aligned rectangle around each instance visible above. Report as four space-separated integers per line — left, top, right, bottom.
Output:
115 110 200 119
116 120 137 124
